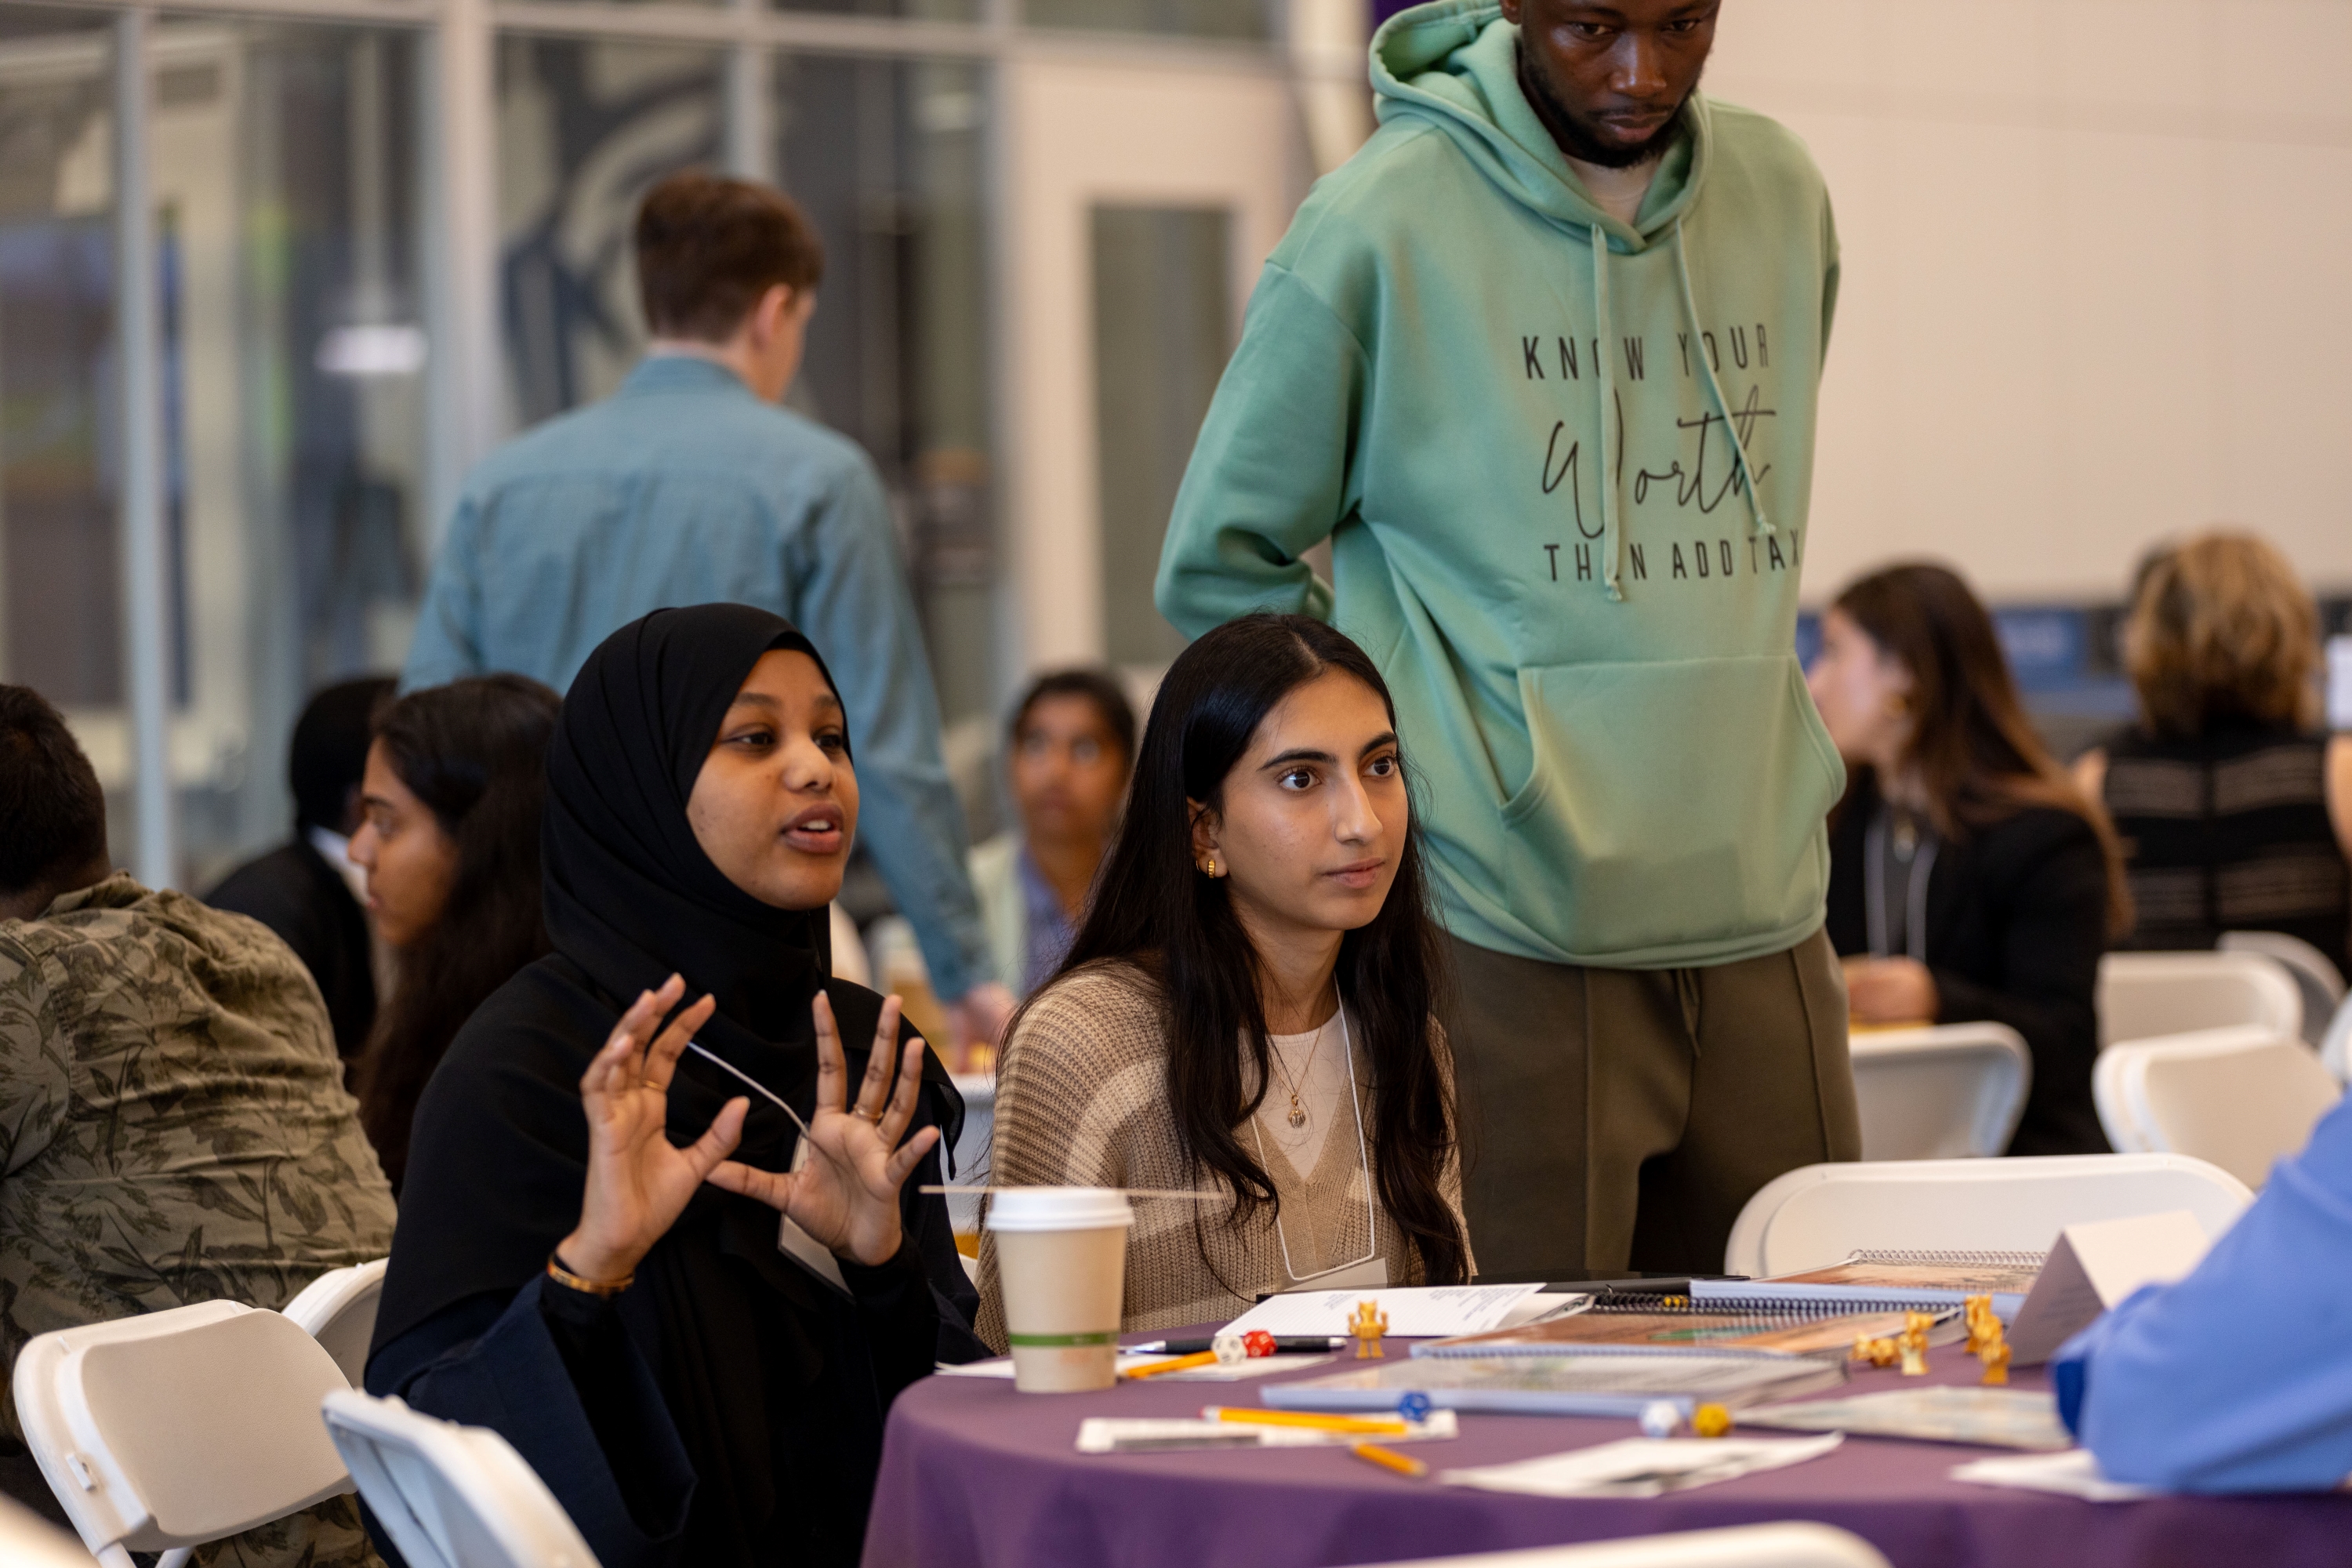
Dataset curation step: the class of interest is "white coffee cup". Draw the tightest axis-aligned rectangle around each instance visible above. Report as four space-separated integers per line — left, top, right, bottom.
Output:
987 1186 1134 1392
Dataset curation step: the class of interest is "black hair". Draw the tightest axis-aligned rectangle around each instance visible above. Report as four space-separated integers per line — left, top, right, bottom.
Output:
1041 613 1468 1287
354 674 561 1186
290 676 396 834
0 684 107 898
1009 668 1138 767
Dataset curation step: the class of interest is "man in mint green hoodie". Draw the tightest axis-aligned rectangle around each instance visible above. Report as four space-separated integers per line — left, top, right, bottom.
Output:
1156 0 1859 1278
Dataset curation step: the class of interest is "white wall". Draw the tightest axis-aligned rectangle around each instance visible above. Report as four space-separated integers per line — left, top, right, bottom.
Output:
1706 0 2352 604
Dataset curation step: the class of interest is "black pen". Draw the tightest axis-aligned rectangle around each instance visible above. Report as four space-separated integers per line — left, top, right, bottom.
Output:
1129 1335 1346 1355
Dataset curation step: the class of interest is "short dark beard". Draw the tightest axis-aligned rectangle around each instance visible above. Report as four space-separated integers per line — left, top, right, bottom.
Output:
1514 41 1696 169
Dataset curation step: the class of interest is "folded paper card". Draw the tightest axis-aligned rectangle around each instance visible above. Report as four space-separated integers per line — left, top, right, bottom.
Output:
2006 1210 2212 1365
1075 1410 1458 1453
1438 1434 1843 1498
1221 1283 1554 1339
1950 1448 2152 1502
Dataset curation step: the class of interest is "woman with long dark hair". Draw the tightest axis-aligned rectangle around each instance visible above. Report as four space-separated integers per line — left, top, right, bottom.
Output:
347 674 560 1186
1809 563 2130 1154
976 614 1468 1343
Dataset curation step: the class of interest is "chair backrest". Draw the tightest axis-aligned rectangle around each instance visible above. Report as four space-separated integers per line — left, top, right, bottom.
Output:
0 1495 102 1567
2322 993 2352 1084
12 1304 354 1563
2099 950 2303 1047
2093 1025 2341 1189
1847 1023 2031 1160
1352 1523 1890 1568
280 1258 389 1386
2219 931 2347 1047
321 1389 599 1568
1724 1153 2254 1277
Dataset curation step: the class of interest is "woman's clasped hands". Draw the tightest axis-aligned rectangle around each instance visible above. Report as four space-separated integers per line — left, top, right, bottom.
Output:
556 973 941 1287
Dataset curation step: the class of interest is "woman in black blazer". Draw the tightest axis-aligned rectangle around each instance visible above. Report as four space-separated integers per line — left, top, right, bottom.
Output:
1809 564 2131 1156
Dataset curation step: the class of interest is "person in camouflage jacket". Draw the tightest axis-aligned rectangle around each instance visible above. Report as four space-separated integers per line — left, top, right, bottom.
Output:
0 684 397 1568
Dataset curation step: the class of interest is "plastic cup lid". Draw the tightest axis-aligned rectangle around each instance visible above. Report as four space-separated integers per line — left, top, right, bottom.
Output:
985 1186 1136 1232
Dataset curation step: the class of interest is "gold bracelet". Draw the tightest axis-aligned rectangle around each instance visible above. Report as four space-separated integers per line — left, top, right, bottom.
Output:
546 1251 633 1298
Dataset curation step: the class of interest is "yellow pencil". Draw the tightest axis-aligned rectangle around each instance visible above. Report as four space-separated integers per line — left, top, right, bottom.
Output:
1200 1406 1410 1436
1351 1442 1428 1479
1124 1350 1220 1380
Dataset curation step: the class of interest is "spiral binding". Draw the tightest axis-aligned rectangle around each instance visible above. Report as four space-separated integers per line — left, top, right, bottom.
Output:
1844 1247 2048 1269
1584 1297 1957 1323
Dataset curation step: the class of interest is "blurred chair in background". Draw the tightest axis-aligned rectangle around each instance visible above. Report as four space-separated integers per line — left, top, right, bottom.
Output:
2093 1023 2341 1189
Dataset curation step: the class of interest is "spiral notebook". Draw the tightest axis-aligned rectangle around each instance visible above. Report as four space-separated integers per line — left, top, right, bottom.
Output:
1690 1248 2042 1320
1261 1350 1849 1417
1418 1298 1966 1360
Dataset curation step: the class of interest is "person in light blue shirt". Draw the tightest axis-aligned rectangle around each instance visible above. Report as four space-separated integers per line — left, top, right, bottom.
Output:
403 171 1011 1045
2055 1091 2352 1491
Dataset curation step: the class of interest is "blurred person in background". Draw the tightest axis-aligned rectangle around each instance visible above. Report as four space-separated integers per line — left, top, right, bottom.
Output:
207 675 395 1061
2074 532 2352 967
970 670 1137 998
0 684 393 1563
1811 564 2131 1155
349 676 561 1189
401 170 1012 1056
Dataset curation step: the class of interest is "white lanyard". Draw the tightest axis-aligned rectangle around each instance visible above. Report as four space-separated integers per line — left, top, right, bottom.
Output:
1863 810 1937 964
1248 1007 1379 1285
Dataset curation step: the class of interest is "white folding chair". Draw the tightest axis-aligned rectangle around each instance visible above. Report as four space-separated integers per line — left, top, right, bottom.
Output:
2219 931 2347 1047
321 1388 599 1568
2098 950 2302 1047
2093 1025 2341 1189
1847 1023 2030 1160
1351 1522 1890 1568
12 1303 354 1568
1724 1153 2253 1277
281 1258 389 1387
0 1495 102 1567
2321 993 2352 1084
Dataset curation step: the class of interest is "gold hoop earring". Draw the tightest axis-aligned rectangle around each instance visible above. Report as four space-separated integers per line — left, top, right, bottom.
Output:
1202 855 1218 878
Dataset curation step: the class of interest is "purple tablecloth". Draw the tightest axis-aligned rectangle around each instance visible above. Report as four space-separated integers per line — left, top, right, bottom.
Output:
863 1334 2352 1568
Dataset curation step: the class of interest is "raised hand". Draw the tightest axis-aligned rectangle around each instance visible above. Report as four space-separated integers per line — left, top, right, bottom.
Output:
707 992 939 1268
556 975 732 1286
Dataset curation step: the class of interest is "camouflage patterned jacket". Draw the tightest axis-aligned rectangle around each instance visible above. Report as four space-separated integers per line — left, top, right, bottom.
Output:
0 873 397 1566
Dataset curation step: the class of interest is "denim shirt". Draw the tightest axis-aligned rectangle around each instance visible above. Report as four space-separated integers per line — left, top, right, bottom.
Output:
401 356 988 997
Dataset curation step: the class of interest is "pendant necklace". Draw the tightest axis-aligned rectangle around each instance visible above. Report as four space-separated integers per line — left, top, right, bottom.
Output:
1269 1014 1330 1131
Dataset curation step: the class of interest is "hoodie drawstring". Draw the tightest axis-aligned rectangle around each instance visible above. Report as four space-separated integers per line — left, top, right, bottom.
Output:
1671 216 1771 540
1591 222 1622 601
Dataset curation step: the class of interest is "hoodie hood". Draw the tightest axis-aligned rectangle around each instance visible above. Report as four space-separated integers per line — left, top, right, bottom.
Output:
1371 0 1707 248
1370 0 1764 601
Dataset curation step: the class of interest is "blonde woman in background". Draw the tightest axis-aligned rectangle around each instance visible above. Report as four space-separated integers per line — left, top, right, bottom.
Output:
2075 532 2352 967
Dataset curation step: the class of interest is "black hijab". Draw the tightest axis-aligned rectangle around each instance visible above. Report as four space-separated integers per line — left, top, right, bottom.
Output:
376 604 971 1563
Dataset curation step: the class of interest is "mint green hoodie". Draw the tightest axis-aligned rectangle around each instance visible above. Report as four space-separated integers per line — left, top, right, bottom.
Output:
1156 0 1846 970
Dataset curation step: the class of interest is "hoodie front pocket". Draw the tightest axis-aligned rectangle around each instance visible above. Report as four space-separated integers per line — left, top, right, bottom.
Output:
1498 653 1843 962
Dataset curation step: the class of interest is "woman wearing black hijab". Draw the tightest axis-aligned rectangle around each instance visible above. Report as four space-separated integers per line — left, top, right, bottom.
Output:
367 604 982 1568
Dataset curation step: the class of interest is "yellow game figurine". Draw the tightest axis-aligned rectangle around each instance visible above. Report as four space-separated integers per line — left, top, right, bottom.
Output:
1849 1334 1900 1369
1898 1311 1933 1377
1349 1300 1389 1359
1691 1403 1733 1438
1965 1298 2013 1386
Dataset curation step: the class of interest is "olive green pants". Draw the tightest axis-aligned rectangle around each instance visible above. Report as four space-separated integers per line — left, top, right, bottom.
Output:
1443 927 1859 1279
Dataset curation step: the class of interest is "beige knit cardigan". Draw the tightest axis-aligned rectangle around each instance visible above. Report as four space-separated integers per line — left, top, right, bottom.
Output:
975 960 1468 1352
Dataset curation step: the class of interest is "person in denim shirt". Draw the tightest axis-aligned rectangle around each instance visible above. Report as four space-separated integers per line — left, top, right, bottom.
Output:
402 172 1010 1047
